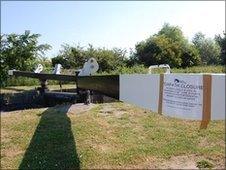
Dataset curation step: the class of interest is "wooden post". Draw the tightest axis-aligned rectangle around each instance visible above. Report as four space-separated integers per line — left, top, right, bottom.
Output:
84 90 91 105
75 70 80 94
200 75 212 129
39 79 48 94
158 74 164 114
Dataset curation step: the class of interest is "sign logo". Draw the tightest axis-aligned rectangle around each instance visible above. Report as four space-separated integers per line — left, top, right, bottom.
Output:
174 78 186 84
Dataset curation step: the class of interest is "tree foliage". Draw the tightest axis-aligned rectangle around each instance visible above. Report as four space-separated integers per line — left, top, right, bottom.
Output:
192 32 221 65
215 33 226 65
0 31 51 86
52 44 127 72
134 23 200 68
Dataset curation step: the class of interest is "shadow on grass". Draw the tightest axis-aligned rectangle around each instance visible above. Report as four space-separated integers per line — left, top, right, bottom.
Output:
19 105 80 169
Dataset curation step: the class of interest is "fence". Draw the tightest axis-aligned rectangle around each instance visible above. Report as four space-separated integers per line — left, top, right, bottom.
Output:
120 73 225 128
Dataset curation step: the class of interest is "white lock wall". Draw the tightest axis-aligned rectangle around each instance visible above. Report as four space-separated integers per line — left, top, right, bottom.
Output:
120 74 160 112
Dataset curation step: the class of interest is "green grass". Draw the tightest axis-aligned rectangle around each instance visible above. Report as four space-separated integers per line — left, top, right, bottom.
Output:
171 65 225 74
98 65 225 75
1 102 225 169
196 160 214 169
147 65 225 74
1 84 76 94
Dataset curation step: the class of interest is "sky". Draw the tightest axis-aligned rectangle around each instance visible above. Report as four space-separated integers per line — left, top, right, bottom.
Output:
1 1 225 58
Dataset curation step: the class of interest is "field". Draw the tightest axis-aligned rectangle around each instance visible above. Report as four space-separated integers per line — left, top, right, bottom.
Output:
1 101 225 169
171 65 225 74
1 84 76 94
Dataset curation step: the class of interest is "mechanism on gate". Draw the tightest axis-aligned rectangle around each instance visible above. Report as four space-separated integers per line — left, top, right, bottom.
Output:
148 64 171 74
23 58 99 104
33 57 99 76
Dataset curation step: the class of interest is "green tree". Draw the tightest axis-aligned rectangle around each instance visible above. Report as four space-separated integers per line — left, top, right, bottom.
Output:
52 44 127 72
215 33 226 65
125 49 141 67
38 57 53 72
181 44 200 67
0 31 51 86
157 23 188 47
85 45 127 72
134 23 200 68
52 44 87 69
192 32 221 65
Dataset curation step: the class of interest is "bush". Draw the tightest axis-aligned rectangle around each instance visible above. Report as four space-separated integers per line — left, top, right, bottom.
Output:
6 77 40 86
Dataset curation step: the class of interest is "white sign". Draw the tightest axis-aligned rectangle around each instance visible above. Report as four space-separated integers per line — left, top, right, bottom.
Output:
162 74 203 120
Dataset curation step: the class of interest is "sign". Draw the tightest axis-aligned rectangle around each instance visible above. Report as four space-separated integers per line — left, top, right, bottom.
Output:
162 74 203 120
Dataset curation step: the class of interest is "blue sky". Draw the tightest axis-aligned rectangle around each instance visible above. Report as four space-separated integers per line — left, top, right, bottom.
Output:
1 1 225 58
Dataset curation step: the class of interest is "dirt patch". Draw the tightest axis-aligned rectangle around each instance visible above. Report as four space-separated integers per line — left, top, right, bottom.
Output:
99 104 115 114
3 146 24 158
198 138 211 147
198 138 225 149
67 103 96 114
158 154 225 169
99 104 126 118
95 156 161 169
1 130 11 143
93 143 113 153
131 156 161 169
159 155 199 169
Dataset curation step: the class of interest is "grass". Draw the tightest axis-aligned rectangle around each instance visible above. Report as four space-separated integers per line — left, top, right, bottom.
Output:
1 84 76 94
196 160 214 169
171 65 225 74
148 65 225 74
1 102 225 169
98 65 225 75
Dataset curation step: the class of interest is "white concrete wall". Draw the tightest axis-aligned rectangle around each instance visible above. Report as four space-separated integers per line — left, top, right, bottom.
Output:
211 74 225 120
119 73 225 120
120 74 160 112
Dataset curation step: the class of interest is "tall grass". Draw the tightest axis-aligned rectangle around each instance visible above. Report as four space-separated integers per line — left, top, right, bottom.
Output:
171 65 225 73
5 77 71 87
101 65 225 75
99 65 148 75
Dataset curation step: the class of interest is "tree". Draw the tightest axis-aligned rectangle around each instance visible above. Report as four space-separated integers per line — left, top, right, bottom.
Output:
52 44 127 72
85 46 127 72
181 44 200 67
157 23 188 47
52 44 86 69
135 35 182 67
215 33 226 65
0 31 51 86
124 48 141 67
134 23 200 68
192 32 221 65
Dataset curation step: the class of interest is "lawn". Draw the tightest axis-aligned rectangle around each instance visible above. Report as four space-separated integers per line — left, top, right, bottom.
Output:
1 102 225 169
1 84 76 94
171 65 225 74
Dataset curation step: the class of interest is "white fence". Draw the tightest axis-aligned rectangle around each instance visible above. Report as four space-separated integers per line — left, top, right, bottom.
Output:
119 73 225 128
